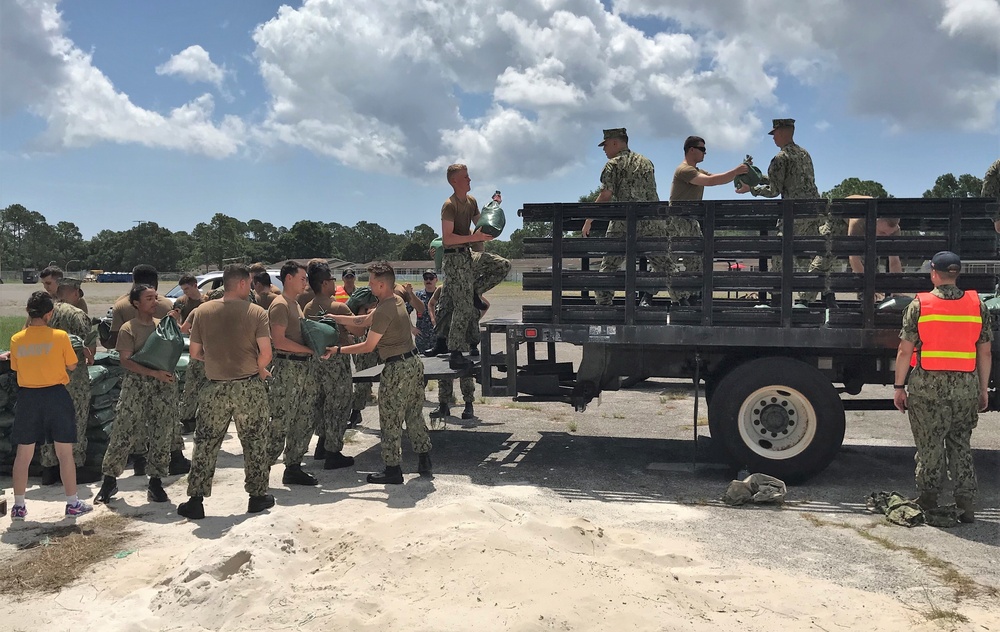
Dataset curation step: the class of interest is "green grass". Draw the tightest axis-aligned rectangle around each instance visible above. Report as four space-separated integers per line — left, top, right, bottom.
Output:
0 315 24 351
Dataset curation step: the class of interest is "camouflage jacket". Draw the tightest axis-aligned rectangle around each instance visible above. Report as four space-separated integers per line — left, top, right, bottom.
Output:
752 142 819 199
983 158 1000 200
899 285 993 346
599 149 659 202
48 301 92 360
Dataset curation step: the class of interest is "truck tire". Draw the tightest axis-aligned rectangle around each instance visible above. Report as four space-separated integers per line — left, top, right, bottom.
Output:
708 357 845 484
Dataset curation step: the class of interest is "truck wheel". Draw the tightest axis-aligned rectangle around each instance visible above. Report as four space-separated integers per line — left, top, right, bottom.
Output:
709 357 845 484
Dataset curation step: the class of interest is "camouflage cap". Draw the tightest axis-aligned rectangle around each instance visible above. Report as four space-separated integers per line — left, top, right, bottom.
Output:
341 267 357 278
57 277 84 297
930 251 961 273
767 118 795 135
598 128 628 147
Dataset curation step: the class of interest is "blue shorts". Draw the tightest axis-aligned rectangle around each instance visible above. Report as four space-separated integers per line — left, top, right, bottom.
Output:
11 385 77 445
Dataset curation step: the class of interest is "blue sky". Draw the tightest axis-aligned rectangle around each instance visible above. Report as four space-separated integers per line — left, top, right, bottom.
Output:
2 0 998 239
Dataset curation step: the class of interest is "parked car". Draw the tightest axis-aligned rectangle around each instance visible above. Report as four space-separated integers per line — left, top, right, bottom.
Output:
163 269 284 298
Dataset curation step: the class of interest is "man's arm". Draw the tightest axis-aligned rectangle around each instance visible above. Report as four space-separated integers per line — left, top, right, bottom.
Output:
323 330 382 358
398 284 424 316
189 340 205 362
582 189 614 237
893 340 915 412
689 163 749 187
256 336 273 380
119 348 174 382
976 340 991 411
270 323 313 355
739 155 784 198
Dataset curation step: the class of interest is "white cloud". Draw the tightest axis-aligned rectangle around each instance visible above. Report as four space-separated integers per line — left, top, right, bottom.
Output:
156 45 225 87
940 0 1000 45
1 0 244 157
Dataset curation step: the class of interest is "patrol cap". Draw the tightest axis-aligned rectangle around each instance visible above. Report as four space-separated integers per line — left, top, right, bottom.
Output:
767 118 795 135
341 268 357 279
57 277 84 297
598 128 628 147
422 269 437 279
930 251 961 273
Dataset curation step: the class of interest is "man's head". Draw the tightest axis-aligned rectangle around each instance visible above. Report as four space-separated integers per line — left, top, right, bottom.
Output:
599 128 628 159
422 269 438 291
132 264 159 290
222 264 251 294
252 271 272 294
279 261 308 295
341 267 357 291
129 283 159 315
307 261 335 296
930 251 961 285
56 277 83 304
447 163 470 195
367 260 396 298
249 262 268 276
179 274 200 300
683 136 707 164
40 266 63 297
26 290 54 322
768 118 795 148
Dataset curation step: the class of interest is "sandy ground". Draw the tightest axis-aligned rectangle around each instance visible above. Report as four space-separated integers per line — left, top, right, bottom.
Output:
1 281 998 631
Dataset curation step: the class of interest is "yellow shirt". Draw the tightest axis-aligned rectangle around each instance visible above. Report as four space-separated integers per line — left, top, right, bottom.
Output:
10 325 77 387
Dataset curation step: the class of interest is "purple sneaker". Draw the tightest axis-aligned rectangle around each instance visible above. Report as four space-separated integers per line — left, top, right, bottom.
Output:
65 500 93 517
11 504 27 521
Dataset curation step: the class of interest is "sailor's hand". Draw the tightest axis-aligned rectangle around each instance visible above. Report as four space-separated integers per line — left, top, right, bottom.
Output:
734 163 749 175
582 219 593 237
735 184 751 194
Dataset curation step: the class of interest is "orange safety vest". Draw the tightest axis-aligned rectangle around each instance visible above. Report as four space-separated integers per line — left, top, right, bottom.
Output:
910 290 982 371
334 285 350 303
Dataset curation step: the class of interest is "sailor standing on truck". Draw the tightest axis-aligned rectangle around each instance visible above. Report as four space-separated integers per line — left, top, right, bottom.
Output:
893 251 991 524
582 128 671 307
735 119 837 307
668 136 749 305
982 158 1000 232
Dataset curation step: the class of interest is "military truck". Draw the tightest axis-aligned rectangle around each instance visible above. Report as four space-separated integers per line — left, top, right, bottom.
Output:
478 197 1000 482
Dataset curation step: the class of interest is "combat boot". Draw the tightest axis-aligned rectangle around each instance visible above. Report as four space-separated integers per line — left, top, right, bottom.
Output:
914 491 939 511
313 436 327 460
348 409 363 428
131 454 147 477
40 465 60 486
469 344 480 357
417 452 433 475
955 496 975 523
180 418 196 435
429 404 451 419
169 450 191 475
247 494 275 514
282 463 319 486
147 477 169 503
366 466 404 485
462 403 474 420
95 475 118 504
178 496 205 520
324 451 355 470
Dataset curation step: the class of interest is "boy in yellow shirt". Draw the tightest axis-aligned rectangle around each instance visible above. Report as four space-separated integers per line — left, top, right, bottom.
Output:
8 292 93 520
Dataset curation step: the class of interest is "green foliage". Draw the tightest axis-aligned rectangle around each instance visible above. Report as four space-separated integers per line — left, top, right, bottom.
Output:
922 173 983 198
579 188 601 203
0 316 24 351
823 178 891 199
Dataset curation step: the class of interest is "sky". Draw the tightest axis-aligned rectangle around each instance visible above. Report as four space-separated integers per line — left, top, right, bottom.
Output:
1 0 999 239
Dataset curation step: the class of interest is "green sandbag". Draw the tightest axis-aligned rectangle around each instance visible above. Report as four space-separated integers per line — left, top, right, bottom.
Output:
0 412 14 429
94 350 120 365
90 377 118 397
92 392 116 410
0 437 11 457
88 365 110 383
301 318 339 358
475 191 506 237
68 334 85 351
347 287 377 315
984 295 1000 313
89 407 116 427
431 237 444 272
176 354 190 371
734 155 764 190
131 316 184 372
0 389 7 411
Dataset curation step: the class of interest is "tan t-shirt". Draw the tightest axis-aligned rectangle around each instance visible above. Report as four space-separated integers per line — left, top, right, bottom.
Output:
297 288 315 310
111 294 174 331
441 194 483 251
268 294 305 345
173 295 203 322
117 318 158 355
304 294 353 345
190 300 270 381
370 294 415 360
255 291 276 310
670 162 710 202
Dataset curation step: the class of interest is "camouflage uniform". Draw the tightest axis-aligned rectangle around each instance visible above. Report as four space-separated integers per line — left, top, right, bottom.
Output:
266 357 319 466
442 251 509 351
899 285 992 502
409 288 436 352
352 339 380 411
379 355 432 466
594 149 669 305
187 378 270 498
665 216 702 301
439 375 475 406
751 141 830 301
983 158 1000 199
433 284 479 398
313 355 353 452
179 358 207 422
41 302 92 468
102 373 178 478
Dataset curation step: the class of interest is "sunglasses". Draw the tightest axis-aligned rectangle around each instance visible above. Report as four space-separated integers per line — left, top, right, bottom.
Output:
423 276 437 281
693 146 706 153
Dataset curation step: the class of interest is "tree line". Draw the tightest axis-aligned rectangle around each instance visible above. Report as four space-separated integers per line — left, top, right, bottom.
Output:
0 173 984 273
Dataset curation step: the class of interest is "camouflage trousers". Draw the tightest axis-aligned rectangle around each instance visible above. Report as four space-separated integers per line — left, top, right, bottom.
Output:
434 287 480 346
378 355 432 466
439 376 475 405
665 217 703 301
179 359 208 422
906 369 979 500
596 219 672 305
352 350 380 411
774 216 844 302
102 373 178 478
187 378 271 498
266 358 319 466
313 356 352 452
442 250 510 351
40 362 90 468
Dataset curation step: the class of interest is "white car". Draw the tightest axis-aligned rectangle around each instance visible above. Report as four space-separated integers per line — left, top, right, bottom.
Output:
164 269 284 299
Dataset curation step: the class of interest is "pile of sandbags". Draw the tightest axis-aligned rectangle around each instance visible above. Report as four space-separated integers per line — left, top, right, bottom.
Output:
0 366 18 473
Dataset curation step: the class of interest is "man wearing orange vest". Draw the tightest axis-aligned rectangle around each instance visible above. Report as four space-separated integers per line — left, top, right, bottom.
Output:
893 251 992 523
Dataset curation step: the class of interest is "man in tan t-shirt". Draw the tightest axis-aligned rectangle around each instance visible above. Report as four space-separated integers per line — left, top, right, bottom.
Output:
665 135 749 304
177 264 275 520
266 260 321 486
323 261 432 484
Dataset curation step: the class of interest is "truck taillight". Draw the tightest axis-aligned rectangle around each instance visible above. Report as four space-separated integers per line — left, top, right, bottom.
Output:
524 328 538 339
